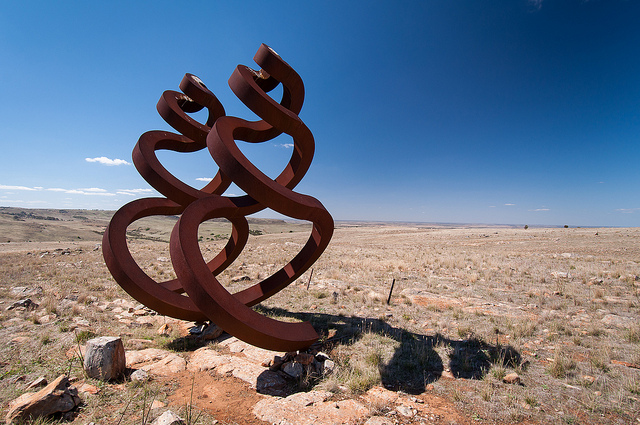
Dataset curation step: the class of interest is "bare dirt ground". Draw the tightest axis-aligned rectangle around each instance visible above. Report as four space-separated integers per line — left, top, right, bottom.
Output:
0 208 638 424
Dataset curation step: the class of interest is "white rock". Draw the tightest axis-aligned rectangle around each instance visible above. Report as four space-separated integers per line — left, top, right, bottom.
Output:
130 369 150 382
151 410 183 425
322 359 336 375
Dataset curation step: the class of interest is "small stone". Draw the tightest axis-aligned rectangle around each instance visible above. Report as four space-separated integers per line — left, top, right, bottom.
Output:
78 383 100 395
25 377 47 390
396 404 415 417
83 336 126 381
256 370 288 397
282 361 304 378
7 299 38 311
200 323 223 341
441 370 455 380
270 355 284 371
7 375 26 384
322 359 336 375
503 372 521 384
37 314 56 324
582 375 596 384
151 410 184 425
130 369 151 383
157 323 172 336
188 323 206 335
294 352 315 365
231 275 250 282
151 400 166 409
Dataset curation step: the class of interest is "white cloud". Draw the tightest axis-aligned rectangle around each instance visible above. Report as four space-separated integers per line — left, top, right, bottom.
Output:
0 184 39 191
79 188 108 193
531 208 550 212
275 143 294 149
504 203 515 206
196 178 213 182
85 157 131 166
616 208 639 214
117 188 154 194
46 187 115 196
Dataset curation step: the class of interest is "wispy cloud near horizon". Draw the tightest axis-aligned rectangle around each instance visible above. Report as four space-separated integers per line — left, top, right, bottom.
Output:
0 183 156 197
85 157 131 166
0 184 39 191
616 208 639 214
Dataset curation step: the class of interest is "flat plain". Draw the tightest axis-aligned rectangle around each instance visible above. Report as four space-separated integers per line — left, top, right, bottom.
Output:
0 207 638 424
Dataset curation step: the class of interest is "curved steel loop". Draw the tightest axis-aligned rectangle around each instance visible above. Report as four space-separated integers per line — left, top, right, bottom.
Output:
170 195 327 351
133 130 232 206
157 73 226 146
102 197 249 321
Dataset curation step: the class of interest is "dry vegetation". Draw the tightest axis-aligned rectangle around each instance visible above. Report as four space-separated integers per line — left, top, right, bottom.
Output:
0 207 639 424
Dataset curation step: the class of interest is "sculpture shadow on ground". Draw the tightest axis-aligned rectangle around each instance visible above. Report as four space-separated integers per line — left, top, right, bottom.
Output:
254 305 522 395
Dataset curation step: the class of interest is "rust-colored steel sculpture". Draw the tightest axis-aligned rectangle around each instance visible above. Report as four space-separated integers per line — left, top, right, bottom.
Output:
102 44 334 351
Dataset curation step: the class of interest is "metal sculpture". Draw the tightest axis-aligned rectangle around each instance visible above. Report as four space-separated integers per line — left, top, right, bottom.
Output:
102 44 334 351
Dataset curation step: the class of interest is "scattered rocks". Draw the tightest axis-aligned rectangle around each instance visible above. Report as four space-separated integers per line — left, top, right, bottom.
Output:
84 336 126 381
5 375 81 424
254 390 369 425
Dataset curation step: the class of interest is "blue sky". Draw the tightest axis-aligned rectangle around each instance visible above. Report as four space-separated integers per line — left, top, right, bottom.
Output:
0 1 638 226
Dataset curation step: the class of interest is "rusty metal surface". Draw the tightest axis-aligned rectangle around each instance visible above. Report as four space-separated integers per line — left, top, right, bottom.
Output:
102 44 334 351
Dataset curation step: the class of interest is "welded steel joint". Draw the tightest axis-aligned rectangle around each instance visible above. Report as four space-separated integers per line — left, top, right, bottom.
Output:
102 44 334 351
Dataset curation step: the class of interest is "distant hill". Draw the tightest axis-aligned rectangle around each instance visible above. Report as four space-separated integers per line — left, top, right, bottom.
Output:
0 207 310 243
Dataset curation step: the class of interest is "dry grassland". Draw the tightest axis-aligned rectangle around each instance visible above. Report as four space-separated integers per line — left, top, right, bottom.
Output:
0 208 638 424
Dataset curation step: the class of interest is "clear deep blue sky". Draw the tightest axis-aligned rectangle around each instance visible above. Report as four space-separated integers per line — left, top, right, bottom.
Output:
1 1 638 226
